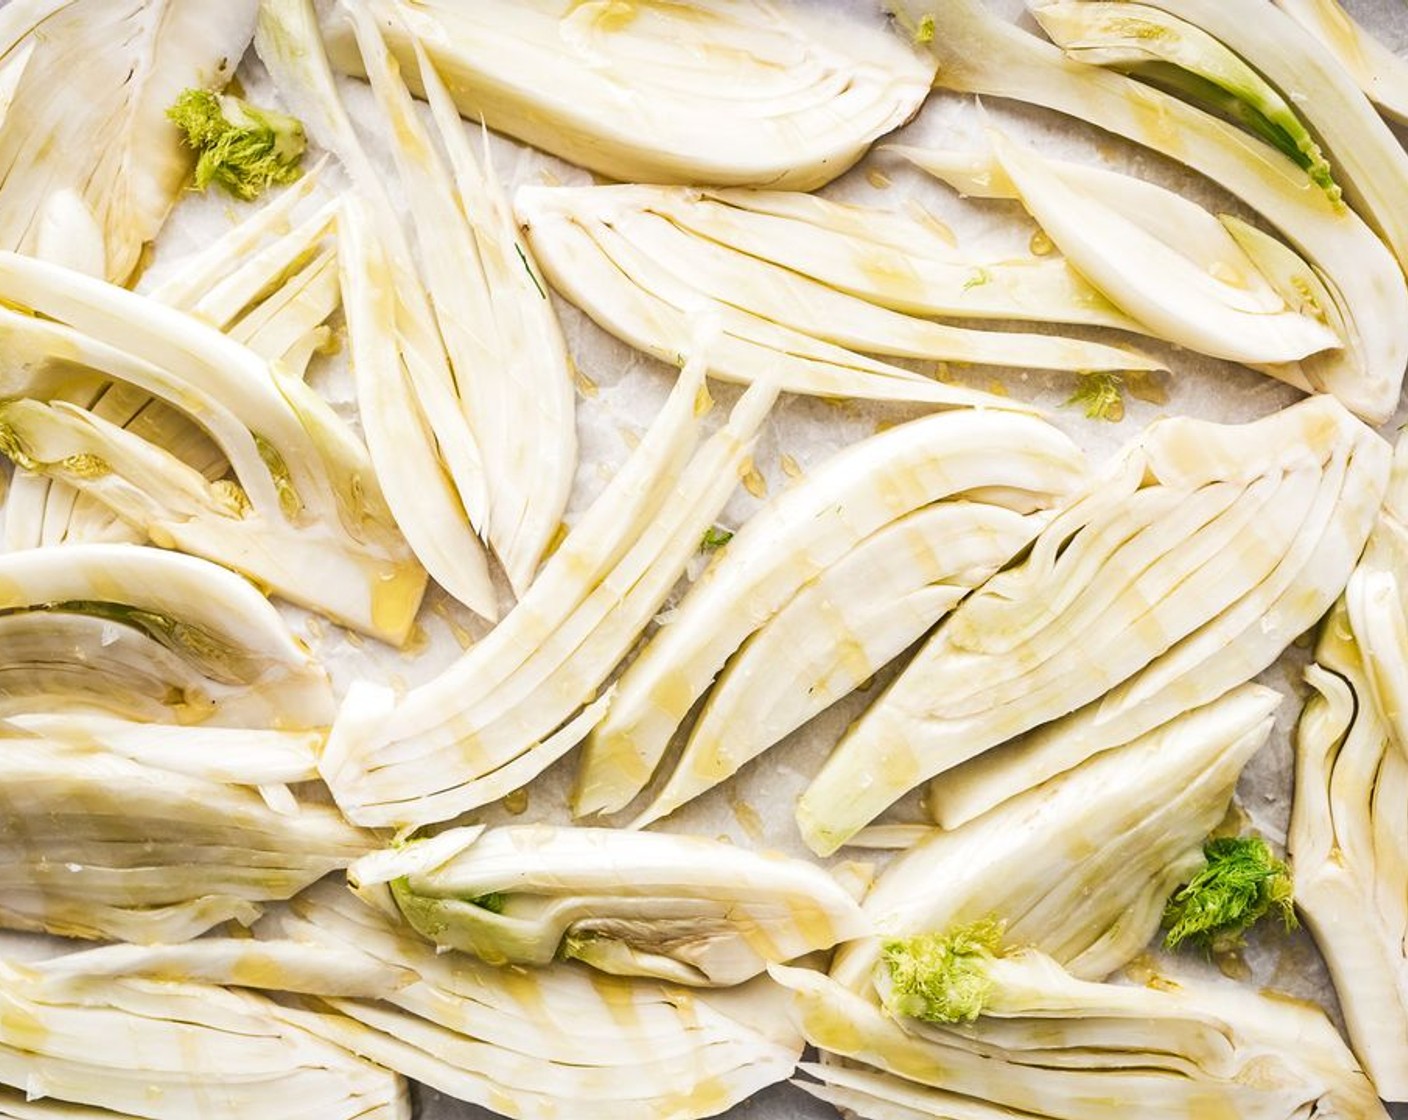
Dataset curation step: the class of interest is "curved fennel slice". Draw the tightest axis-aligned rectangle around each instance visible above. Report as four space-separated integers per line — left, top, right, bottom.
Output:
828 684 1278 993
894 134 1341 370
320 359 780 829
0 714 368 944
629 502 1047 828
774 937 1386 1120
336 4 576 598
351 824 868 987
0 955 409 1120
1291 435 1408 1100
1035 0 1408 275
575 409 1086 821
902 0 1408 423
797 395 1390 855
1274 0 1408 123
0 0 258 284
318 0 932 191
516 185 1161 406
15 179 345 553
257 0 497 619
0 251 426 643
929 410 1390 830
0 543 331 728
257 881 803 1120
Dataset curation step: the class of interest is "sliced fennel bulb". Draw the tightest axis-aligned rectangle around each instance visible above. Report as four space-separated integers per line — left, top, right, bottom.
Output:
828 685 1278 992
1291 435 1408 1100
6 177 345 553
321 357 779 829
773 937 1384 1120
259 0 579 611
352 824 867 986
0 953 408 1119
257 0 497 619
895 133 1340 370
0 0 259 283
576 408 1086 821
1032 1 1341 204
516 183 1161 405
318 0 934 191
0 713 368 943
0 543 331 728
0 251 425 643
797 396 1389 854
256 881 803 1120
901 0 1408 423
1035 0 1408 278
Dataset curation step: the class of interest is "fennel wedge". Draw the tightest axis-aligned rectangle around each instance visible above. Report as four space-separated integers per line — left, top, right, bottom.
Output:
829 685 1279 991
894 135 1341 371
0 543 331 728
0 953 409 1119
576 409 1085 822
0 0 259 284
353 824 867 986
259 0 577 608
773 937 1384 1120
0 713 368 943
1291 435 1408 1100
517 183 1161 405
0 251 425 643
322 358 779 829
256 881 803 1120
901 0 1408 423
798 396 1389 854
318 0 933 191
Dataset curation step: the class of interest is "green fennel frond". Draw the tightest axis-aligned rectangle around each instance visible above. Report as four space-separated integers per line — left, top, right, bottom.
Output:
1065 371 1125 422
881 917 1005 1024
1163 834 1297 953
167 88 306 201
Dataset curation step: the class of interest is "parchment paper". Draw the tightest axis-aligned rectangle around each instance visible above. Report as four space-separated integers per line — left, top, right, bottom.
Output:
18 0 1408 1116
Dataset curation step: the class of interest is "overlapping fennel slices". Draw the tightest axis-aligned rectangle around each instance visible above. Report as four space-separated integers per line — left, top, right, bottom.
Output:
258 0 576 615
4 169 341 554
1293 435 1408 1101
0 944 409 1119
515 182 1160 406
0 0 259 284
249 880 804 1120
776 678 1354 1120
320 357 778 829
315 0 933 191
351 824 868 987
796 395 1389 855
516 148 1350 407
774 932 1386 1120
892 132 1342 372
828 683 1280 991
0 249 423 644
0 544 370 943
574 406 1086 823
898 0 1408 424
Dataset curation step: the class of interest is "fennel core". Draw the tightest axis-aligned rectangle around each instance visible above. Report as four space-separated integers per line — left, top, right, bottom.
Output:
1163 834 1297 953
881 918 1006 1024
167 89 306 201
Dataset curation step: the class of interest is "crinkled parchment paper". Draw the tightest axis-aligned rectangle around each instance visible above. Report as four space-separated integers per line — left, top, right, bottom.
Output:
11 1 1408 1116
